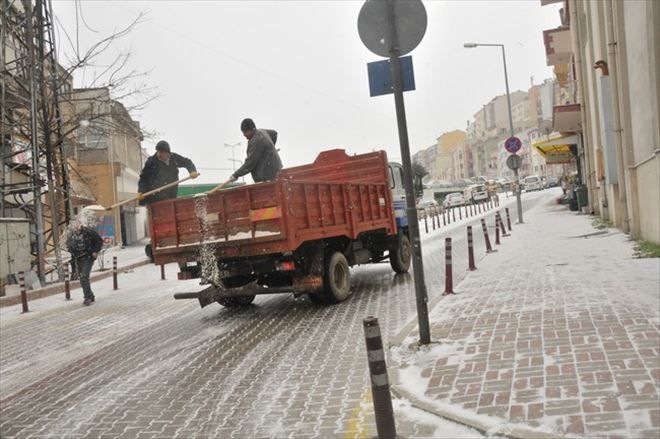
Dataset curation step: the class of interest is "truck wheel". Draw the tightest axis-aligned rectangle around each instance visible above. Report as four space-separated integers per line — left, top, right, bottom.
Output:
390 234 411 274
217 295 255 308
322 252 351 304
145 244 154 262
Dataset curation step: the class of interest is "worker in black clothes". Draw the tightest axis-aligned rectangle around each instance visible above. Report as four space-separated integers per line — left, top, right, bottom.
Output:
66 221 104 306
229 118 282 183
137 140 199 205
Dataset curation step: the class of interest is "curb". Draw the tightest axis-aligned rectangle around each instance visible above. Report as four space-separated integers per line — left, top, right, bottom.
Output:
386 230 562 439
0 259 152 308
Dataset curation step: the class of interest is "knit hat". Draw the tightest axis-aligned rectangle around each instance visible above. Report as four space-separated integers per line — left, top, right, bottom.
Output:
155 140 170 152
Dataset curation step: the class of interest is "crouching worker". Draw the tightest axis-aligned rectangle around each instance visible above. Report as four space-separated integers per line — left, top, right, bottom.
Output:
67 220 103 306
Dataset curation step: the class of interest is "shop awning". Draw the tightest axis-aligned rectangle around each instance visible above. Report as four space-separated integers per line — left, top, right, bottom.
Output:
532 134 577 164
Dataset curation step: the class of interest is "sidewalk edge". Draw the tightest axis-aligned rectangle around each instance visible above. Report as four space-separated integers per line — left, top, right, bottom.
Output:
0 260 152 308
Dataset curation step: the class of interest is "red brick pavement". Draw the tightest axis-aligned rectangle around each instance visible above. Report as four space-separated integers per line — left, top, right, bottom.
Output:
392 201 660 438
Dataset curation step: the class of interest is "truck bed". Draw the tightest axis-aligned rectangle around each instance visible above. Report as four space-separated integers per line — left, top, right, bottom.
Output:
150 150 396 265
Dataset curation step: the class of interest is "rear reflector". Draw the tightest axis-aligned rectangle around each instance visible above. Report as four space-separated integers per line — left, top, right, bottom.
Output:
277 261 296 271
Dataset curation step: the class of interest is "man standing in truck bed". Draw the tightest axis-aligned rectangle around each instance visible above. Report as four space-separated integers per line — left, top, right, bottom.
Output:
229 118 282 183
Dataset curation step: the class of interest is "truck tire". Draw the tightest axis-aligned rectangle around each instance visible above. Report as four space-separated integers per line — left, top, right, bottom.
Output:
322 252 351 304
145 244 154 262
390 234 411 274
217 295 255 308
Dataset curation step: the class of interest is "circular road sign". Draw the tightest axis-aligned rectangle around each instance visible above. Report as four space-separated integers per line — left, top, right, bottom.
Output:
504 136 522 154
358 0 427 58
506 154 523 170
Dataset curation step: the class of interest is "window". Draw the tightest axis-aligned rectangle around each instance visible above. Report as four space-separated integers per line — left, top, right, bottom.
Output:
78 122 108 149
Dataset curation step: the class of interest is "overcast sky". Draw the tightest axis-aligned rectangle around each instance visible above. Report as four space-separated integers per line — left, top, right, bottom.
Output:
52 0 562 184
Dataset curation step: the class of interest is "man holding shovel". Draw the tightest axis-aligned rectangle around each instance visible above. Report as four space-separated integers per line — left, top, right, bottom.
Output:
138 140 199 205
138 140 198 261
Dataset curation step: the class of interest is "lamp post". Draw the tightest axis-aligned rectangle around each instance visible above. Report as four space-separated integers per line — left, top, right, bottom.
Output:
224 142 241 173
464 42 524 224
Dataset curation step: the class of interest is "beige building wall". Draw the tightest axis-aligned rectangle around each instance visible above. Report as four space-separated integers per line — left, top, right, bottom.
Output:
564 0 660 243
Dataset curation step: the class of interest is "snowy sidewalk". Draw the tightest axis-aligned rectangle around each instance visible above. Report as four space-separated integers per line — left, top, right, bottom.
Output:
390 193 660 438
0 241 152 308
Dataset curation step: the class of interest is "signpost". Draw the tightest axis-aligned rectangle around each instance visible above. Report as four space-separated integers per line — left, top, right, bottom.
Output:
504 136 522 154
506 153 522 170
358 0 431 345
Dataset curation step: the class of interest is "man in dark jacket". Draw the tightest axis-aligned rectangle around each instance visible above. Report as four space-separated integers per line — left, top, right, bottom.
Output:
230 118 282 183
66 221 104 306
138 140 199 206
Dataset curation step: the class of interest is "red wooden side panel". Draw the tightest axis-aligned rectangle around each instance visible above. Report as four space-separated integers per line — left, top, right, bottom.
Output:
150 150 397 264
280 149 389 185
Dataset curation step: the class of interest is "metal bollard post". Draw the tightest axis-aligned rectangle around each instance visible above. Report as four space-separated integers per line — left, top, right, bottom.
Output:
495 218 501 245
161 264 166 280
478 202 482 214
480 218 494 253
459 205 462 220
424 214 428 234
443 210 447 226
64 263 71 300
506 207 512 231
18 271 28 313
498 212 509 237
452 207 456 223
467 226 476 271
363 317 397 439
432 209 437 230
444 237 455 295
113 256 118 290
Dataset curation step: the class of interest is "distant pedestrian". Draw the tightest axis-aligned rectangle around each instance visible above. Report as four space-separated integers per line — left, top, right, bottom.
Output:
66 220 103 306
229 118 282 184
138 140 199 205
561 176 568 195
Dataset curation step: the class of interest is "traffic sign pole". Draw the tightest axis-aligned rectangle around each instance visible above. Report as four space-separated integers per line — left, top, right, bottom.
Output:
385 1 430 345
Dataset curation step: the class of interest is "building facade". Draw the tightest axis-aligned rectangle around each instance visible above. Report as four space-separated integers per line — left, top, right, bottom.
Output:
542 0 660 243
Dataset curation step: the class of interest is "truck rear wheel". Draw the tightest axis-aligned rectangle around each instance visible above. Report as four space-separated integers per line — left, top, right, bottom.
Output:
217 295 255 308
390 234 411 273
322 252 351 304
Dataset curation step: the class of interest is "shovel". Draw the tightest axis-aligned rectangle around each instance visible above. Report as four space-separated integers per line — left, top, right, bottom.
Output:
206 179 232 195
86 175 195 211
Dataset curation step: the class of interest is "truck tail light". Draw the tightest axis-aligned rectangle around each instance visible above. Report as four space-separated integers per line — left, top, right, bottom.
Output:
276 261 296 272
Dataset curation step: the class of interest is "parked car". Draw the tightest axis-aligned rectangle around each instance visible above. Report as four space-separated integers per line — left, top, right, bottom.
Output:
443 192 466 208
463 184 489 204
546 175 559 187
522 175 543 192
417 198 439 208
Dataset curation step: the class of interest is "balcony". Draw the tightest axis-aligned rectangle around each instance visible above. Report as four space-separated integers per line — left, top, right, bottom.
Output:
553 103 582 132
543 26 572 67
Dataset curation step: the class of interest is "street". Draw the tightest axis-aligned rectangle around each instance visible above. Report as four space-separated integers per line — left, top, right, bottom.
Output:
0 191 549 438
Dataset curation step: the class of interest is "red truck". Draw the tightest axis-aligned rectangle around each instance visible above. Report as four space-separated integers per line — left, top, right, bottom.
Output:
149 149 411 308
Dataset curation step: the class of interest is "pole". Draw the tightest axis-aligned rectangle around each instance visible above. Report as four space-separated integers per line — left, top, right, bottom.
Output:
160 264 166 280
443 237 455 295
500 45 524 224
467 226 476 271
363 317 397 439
387 0 430 344
19 271 29 313
506 207 512 231
112 256 118 290
64 263 71 300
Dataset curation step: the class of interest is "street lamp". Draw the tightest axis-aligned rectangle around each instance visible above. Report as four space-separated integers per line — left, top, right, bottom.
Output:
464 42 524 224
224 142 241 173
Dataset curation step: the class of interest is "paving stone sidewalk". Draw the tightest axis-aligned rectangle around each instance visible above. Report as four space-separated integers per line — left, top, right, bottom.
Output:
391 195 660 438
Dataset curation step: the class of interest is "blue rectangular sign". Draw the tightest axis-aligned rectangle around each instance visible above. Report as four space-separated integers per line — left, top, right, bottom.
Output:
367 56 415 97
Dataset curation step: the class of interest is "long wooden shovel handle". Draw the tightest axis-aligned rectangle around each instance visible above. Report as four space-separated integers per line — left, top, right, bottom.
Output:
207 179 232 195
105 175 195 211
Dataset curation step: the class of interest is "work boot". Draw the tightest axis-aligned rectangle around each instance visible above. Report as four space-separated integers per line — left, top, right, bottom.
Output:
83 298 93 306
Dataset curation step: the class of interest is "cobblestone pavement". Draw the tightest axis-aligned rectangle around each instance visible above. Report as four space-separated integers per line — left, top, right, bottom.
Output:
0 192 538 438
391 191 660 438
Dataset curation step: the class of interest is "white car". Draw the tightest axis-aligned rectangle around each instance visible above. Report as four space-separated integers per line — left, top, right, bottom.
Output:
443 193 466 208
417 198 439 209
522 175 543 192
